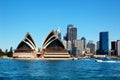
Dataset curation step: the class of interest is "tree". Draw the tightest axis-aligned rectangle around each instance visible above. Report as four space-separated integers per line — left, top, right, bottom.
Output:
4 49 8 56
7 47 13 57
0 48 2 52
0 48 3 57
9 47 13 53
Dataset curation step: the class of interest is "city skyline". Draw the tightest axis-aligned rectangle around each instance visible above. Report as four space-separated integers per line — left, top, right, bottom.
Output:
0 0 120 50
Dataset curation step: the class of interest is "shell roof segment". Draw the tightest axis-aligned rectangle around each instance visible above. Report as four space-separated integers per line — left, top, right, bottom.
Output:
17 32 37 51
42 30 65 49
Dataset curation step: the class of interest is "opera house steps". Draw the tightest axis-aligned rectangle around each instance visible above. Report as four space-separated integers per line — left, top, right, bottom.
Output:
44 53 70 55
44 53 71 58
40 58 72 60
42 53 71 60
44 56 71 58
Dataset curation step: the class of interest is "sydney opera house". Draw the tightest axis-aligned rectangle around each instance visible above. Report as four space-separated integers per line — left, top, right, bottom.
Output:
13 30 71 60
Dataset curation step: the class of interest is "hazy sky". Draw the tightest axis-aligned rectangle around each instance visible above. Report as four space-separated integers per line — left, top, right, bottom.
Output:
0 0 120 50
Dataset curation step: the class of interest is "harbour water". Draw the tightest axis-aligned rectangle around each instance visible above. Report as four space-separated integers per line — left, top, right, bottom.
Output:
0 58 120 80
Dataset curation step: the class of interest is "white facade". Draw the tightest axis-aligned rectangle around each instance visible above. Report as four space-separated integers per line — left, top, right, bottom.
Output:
96 41 100 50
74 40 84 56
67 41 71 51
62 40 67 49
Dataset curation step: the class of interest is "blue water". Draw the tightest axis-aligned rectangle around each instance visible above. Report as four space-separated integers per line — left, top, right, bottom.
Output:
0 58 120 80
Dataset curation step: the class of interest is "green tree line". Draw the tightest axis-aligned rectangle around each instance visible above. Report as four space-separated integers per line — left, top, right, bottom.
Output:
0 47 13 57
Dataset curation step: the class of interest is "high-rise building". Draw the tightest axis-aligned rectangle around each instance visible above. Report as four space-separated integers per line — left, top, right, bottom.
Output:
111 41 117 56
63 33 67 41
117 40 120 56
96 41 100 50
111 41 117 50
66 24 77 55
74 39 84 56
110 40 120 56
87 40 95 54
67 24 77 41
99 31 109 55
81 37 86 50
56 28 61 40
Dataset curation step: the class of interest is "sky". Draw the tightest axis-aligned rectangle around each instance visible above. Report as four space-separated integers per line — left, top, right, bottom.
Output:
0 0 120 51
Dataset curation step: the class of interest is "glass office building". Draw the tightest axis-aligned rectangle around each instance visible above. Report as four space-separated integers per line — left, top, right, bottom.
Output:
100 31 109 54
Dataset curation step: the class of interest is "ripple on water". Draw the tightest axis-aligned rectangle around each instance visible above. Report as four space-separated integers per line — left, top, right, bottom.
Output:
0 59 120 80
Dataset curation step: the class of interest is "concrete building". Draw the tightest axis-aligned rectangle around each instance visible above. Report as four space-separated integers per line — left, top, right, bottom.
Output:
86 48 91 53
110 40 120 56
87 40 95 54
73 39 84 56
117 40 120 56
67 41 72 52
96 41 100 51
81 37 86 50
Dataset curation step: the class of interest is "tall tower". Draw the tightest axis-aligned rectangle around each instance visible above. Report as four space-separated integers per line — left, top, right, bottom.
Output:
66 24 77 56
67 24 77 41
99 31 109 55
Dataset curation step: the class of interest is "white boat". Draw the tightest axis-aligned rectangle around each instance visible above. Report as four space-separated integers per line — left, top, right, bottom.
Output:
96 59 117 63
96 59 103 62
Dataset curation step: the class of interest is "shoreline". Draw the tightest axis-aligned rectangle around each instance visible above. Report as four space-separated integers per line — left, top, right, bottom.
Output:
11 57 73 60
1 55 120 60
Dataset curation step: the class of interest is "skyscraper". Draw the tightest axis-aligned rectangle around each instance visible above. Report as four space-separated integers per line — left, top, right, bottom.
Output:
66 24 77 56
111 41 117 50
117 40 120 56
111 41 117 56
67 24 77 41
99 31 109 55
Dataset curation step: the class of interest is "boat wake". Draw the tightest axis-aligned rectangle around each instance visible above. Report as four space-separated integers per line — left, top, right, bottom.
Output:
96 59 120 63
